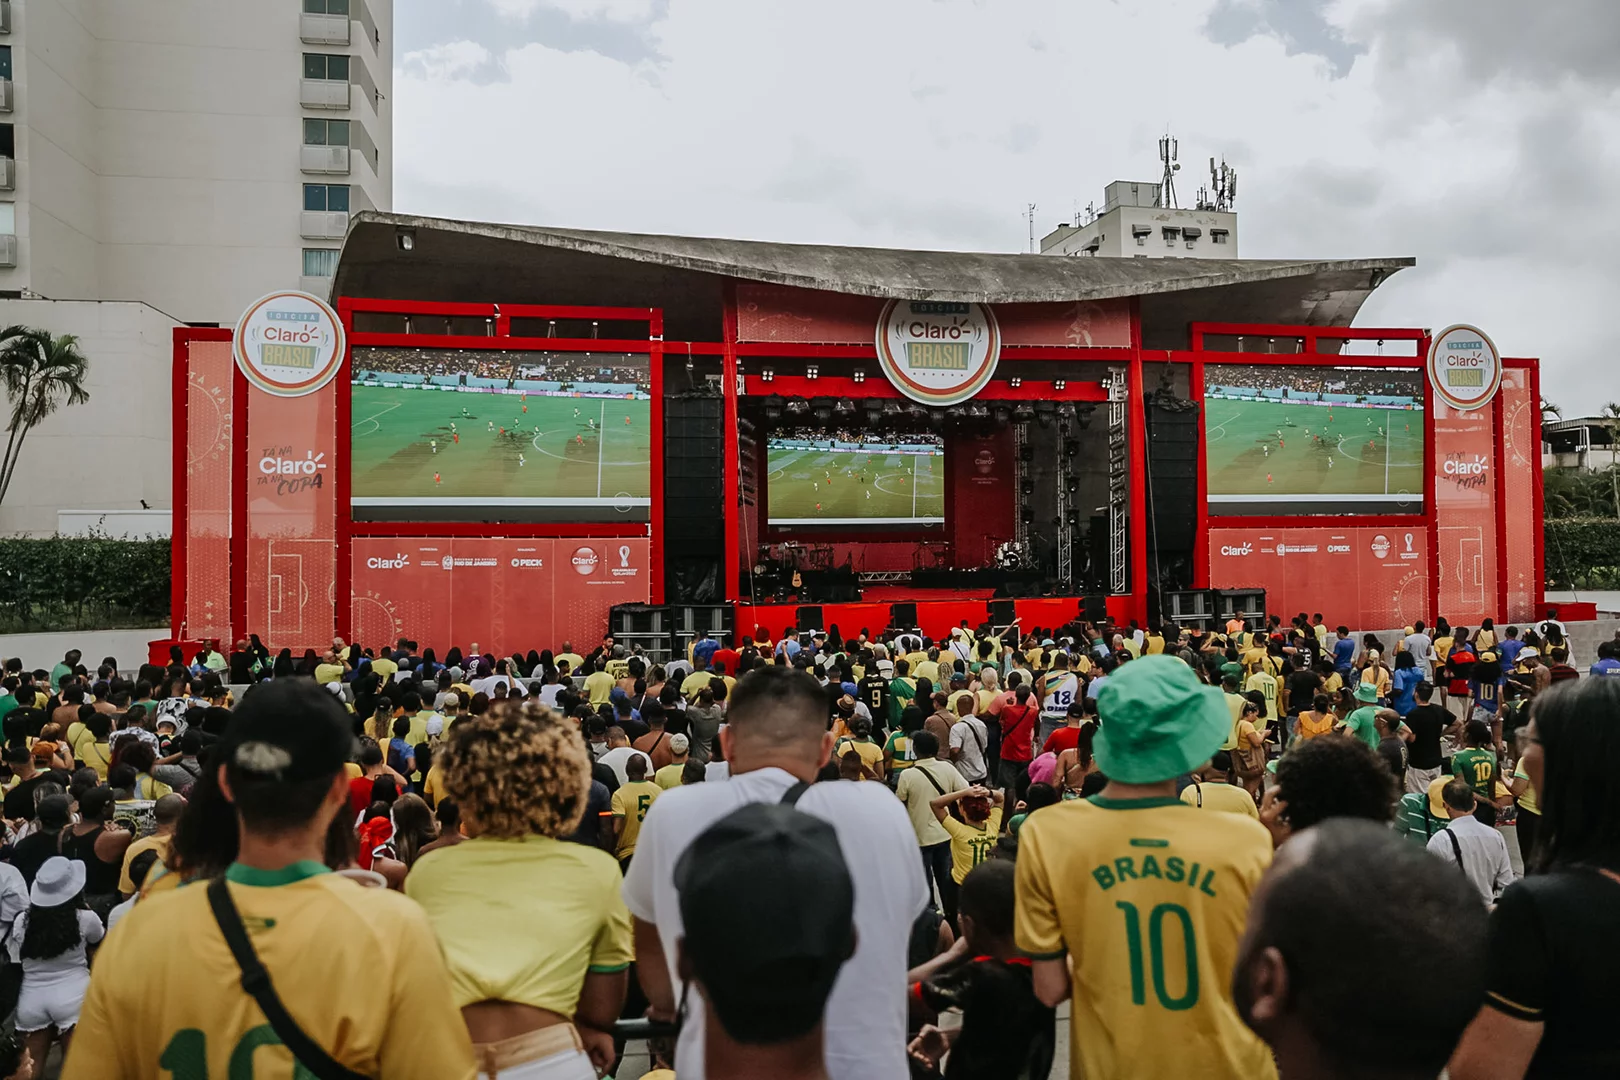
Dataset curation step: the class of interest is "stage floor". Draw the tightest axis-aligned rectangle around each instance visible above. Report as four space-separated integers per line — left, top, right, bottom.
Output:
734 594 1134 642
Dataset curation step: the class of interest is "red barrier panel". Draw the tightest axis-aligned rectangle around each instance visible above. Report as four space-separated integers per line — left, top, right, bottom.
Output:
1208 525 1431 628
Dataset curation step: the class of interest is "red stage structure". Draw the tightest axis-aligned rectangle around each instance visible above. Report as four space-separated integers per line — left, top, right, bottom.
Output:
167 216 1542 657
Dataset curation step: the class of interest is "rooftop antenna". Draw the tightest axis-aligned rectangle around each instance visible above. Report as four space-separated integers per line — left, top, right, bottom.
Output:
1083 200 1097 225
1024 202 1037 253
1210 156 1238 212
1158 131 1180 209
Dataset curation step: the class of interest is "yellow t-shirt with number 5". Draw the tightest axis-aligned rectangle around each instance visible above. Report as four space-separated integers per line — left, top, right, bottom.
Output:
1014 796 1276 1080
65 860 477 1080
611 780 662 859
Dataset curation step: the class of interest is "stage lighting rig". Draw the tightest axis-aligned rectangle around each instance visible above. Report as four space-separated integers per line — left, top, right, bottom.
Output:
1013 403 1035 423
853 369 867 383
786 398 809 416
806 364 820 379
762 368 774 382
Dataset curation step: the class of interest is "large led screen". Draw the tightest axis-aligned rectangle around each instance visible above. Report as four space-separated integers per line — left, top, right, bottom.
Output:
350 348 651 523
766 430 944 528
1204 365 1424 516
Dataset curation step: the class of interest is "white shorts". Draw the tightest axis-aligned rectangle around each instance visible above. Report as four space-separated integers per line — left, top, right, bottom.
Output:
480 1049 596 1080
475 1025 598 1080
16 970 90 1033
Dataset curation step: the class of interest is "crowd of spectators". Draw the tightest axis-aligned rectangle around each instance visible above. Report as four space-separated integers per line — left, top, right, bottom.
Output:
0 602 1591 1078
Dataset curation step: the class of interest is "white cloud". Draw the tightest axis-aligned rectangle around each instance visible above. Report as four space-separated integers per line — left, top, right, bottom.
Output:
393 0 1620 405
486 0 659 21
398 40 497 82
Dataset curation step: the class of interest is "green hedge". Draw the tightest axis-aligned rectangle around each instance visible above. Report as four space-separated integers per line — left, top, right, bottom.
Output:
1545 518 1620 590
0 536 170 633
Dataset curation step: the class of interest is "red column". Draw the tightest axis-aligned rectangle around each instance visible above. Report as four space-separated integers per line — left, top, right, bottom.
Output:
722 282 741 605
170 332 190 637
1127 302 1149 621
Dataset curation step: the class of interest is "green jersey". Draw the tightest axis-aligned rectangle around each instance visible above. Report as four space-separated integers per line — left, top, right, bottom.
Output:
1341 706 1380 751
1452 748 1497 801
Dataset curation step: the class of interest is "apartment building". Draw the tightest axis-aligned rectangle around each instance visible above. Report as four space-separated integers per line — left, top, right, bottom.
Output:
0 0 393 322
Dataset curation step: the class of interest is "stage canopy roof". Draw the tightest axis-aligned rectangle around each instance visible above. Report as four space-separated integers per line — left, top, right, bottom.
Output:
333 213 1415 346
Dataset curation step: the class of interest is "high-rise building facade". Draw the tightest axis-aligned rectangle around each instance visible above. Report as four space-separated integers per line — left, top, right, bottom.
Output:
0 0 392 323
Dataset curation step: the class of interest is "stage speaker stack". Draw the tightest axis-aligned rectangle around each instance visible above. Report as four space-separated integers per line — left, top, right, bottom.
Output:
1163 589 1218 632
889 602 918 633
610 603 675 663
795 605 825 632
1215 588 1267 627
664 396 725 603
673 604 735 658
1146 401 1199 573
1082 595 1108 623
987 599 1017 627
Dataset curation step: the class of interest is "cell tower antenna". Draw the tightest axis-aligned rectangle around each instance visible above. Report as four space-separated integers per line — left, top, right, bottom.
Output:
1024 202 1037 253
1158 131 1180 209
1210 155 1238 212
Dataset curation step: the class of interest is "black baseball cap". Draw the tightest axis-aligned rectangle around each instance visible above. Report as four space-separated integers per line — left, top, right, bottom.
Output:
220 679 356 783
675 802 856 1044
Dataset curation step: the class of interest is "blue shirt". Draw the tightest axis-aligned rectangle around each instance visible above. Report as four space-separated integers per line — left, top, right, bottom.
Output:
1498 639 1524 666
776 639 802 661
1333 637 1356 674
1391 668 1423 715
1470 677 1504 710
387 737 414 773
693 638 720 666
1591 658 1620 677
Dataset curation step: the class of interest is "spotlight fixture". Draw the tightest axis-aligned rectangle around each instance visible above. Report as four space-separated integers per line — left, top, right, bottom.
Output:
786 398 809 416
834 400 855 418
1020 478 1035 496
1009 377 1022 389
967 402 989 420
882 401 903 418
761 368 774 382
853 369 867 383
396 228 415 251
1054 379 1066 391
764 396 784 422
1012 403 1035 423
806 364 820 379
864 407 883 426
685 356 695 372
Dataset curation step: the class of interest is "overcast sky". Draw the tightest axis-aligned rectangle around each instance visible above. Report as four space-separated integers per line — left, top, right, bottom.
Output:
392 0 1618 409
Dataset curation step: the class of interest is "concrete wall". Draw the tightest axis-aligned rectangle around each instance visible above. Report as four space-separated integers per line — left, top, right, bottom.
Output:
0 625 164 674
0 298 178 535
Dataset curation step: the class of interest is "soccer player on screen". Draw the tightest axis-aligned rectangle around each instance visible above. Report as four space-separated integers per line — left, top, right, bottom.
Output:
433 472 441 485
430 440 437 454
518 454 526 467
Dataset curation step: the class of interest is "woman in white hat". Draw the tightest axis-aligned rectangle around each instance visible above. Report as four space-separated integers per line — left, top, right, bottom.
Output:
8 855 103 1074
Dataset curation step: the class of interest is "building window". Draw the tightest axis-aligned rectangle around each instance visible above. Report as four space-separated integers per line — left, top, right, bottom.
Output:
303 248 340 278
0 47 11 81
303 118 351 146
0 204 16 234
303 0 351 13
0 125 12 159
1211 230 1229 244
304 184 351 212
303 53 351 82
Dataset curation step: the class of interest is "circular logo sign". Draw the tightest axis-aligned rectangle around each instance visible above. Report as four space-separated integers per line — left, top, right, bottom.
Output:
875 301 1000 407
1427 324 1501 412
233 290 346 397
571 546 600 576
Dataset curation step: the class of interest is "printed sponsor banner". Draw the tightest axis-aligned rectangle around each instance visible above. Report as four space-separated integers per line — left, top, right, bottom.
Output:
1208 525 1430 628
1500 370 1538 622
184 340 235 642
351 537 650 654
1427 324 1501 412
876 300 1000 406
234 291 346 398
1433 401 1497 626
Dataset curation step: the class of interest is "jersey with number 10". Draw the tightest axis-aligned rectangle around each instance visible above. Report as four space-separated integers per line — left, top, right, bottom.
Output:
1015 797 1276 1080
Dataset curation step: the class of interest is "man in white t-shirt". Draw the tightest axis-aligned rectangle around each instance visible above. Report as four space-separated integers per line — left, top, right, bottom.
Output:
947 708 989 785
623 666 926 1080
596 727 655 786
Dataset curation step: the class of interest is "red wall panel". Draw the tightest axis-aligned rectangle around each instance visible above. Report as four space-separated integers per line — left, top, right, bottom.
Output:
184 341 234 642
1208 525 1431 628
1499 370 1537 623
350 537 650 656
951 429 1017 566
1433 402 1497 626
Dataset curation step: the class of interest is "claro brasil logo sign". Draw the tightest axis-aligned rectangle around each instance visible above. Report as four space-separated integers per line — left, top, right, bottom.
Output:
234 290 346 398
1427 324 1501 412
876 300 1001 407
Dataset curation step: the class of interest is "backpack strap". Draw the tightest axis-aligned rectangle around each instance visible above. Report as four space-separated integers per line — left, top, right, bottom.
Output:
206 879 370 1080
780 781 810 807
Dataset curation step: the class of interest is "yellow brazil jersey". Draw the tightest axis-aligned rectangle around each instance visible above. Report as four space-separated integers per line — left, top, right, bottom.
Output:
1144 634 1165 656
1015 796 1276 1080
406 834 632 1015
65 861 476 1080
611 780 662 858
584 670 615 707
1244 671 1278 723
941 806 1002 883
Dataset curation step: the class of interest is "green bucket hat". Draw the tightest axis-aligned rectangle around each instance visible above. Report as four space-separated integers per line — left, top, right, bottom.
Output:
1093 655 1231 785
1353 681 1378 703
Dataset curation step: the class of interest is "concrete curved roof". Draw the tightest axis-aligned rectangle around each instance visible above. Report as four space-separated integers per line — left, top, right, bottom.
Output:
338 212 1410 305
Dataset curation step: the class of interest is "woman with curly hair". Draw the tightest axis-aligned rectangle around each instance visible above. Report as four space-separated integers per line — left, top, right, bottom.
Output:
9 857 103 1078
406 700 630 1079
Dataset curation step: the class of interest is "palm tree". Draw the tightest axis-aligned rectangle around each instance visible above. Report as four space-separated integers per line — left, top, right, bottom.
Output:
0 328 90 504
1540 397 1561 423
1599 401 1620 521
